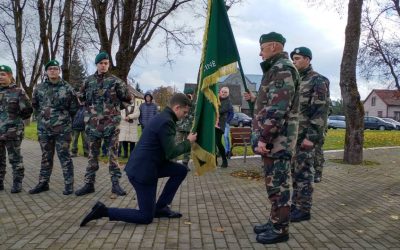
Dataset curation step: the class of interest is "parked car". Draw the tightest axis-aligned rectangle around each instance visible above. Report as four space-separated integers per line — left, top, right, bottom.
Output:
382 118 400 130
328 115 346 129
229 112 252 127
364 116 396 130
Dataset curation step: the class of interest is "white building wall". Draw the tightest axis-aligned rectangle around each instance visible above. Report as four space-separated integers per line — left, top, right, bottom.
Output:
363 92 387 117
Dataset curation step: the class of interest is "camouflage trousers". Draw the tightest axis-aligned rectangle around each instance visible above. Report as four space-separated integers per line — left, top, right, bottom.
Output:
291 146 315 213
71 130 89 155
84 133 122 184
262 157 291 231
175 131 190 164
314 138 325 175
0 139 24 182
38 133 74 185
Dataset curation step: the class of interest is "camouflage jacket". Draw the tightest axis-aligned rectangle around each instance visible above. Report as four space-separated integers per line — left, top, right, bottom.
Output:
297 65 330 144
253 52 300 159
32 78 79 136
0 84 33 140
176 100 196 133
79 72 131 138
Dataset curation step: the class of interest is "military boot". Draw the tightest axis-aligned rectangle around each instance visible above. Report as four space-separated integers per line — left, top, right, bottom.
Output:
253 220 273 234
63 183 74 195
29 182 49 194
314 172 322 183
75 183 95 196
11 180 22 193
290 208 311 222
256 226 289 244
0 180 4 191
111 180 127 196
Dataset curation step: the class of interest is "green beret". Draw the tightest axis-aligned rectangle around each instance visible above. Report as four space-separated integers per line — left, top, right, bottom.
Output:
45 60 60 70
95 51 110 64
184 88 194 95
0 65 12 73
290 47 312 60
259 32 286 46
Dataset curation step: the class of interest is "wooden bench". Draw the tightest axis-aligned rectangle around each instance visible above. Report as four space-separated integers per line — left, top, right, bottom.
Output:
230 127 252 162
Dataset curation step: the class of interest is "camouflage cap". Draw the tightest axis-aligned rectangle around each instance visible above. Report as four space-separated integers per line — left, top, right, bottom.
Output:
95 51 110 64
290 47 312 60
45 60 60 70
0 65 12 73
259 32 286 46
184 88 194 95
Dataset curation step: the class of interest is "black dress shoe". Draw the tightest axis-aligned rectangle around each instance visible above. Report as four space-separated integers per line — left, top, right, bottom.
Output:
80 201 108 227
290 208 311 222
256 227 289 244
155 206 182 218
29 182 49 194
253 220 272 234
75 183 95 196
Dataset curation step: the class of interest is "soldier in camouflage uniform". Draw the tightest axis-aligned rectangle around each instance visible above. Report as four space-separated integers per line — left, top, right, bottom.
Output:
245 32 299 244
290 47 330 221
0 65 33 193
175 88 196 167
75 52 132 196
30 60 79 195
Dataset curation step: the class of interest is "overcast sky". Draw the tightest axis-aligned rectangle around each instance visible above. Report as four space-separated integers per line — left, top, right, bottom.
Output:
0 0 382 100
128 0 382 101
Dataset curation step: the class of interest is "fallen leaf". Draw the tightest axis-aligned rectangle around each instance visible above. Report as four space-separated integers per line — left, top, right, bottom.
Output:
355 229 364 233
390 215 399 220
110 193 117 199
340 203 346 206
215 227 225 232
365 209 372 213
184 221 192 225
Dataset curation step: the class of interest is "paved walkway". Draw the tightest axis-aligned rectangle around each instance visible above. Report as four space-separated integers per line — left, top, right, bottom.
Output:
0 140 399 249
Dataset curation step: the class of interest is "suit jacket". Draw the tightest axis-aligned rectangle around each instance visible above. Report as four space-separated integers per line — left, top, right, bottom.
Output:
125 107 191 184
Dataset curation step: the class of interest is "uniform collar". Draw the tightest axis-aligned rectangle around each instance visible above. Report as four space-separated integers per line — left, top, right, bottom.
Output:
299 65 313 77
260 52 289 73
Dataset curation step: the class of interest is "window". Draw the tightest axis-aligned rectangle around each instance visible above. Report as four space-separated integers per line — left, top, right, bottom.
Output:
394 112 400 121
377 111 383 117
365 112 368 116
371 97 376 106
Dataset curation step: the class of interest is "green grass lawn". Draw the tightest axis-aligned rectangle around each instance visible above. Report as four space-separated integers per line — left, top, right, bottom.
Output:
24 122 400 159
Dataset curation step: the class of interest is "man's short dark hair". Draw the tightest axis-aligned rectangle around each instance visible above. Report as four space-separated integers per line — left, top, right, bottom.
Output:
169 93 192 107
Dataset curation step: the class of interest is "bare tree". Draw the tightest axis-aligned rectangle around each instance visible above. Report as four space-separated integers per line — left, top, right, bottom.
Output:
358 0 400 90
152 86 175 110
0 0 42 97
85 0 200 82
340 0 365 164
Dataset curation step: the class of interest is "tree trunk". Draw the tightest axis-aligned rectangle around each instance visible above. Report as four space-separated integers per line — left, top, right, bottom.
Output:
340 0 364 164
62 0 73 82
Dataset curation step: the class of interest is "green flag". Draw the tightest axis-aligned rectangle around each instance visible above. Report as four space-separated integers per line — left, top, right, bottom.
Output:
191 0 242 176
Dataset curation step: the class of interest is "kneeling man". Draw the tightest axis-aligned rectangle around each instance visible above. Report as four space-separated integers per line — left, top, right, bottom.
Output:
80 93 197 226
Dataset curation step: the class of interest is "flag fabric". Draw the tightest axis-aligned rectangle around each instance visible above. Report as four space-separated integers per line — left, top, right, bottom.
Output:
191 0 242 176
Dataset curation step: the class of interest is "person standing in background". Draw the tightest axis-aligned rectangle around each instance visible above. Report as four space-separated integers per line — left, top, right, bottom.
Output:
119 99 140 158
139 91 157 130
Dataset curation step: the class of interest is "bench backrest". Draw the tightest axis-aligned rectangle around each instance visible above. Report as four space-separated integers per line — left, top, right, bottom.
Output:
230 127 251 146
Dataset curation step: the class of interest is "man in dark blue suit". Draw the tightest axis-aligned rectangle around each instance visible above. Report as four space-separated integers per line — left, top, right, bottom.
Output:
80 93 197 226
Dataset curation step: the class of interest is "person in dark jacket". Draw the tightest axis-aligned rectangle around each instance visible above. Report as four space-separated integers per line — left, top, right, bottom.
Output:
71 104 89 157
138 91 157 129
215 87 233 168
79 93 197 226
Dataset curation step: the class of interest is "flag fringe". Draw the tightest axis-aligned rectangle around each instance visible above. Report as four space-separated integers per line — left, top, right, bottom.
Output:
191 142 216 176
